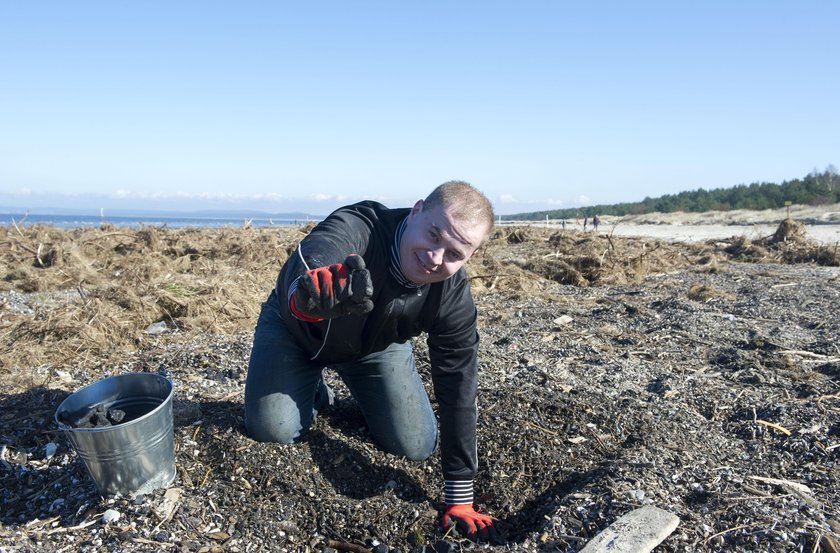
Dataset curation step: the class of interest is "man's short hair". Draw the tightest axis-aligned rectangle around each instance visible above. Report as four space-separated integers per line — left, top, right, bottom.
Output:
423 181 495 240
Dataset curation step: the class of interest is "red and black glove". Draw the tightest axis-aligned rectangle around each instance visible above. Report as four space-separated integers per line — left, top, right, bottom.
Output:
291 254 374 321
441 504 502 543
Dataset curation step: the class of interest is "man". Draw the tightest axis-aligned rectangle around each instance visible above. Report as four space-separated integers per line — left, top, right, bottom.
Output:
244 181 500 542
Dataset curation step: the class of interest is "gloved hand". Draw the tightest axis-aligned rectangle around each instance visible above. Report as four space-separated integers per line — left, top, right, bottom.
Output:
440 504 501 543
291 254 374 320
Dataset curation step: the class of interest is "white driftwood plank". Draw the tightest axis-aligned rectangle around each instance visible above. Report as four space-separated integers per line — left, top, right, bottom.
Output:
580 505 680 553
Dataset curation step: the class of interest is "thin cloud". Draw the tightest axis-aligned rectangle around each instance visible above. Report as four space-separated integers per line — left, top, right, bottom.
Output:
499 194 517 204
497 194 568 207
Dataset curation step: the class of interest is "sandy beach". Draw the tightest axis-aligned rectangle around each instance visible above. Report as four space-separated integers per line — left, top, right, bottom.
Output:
504 202 840 244
601 222 840 244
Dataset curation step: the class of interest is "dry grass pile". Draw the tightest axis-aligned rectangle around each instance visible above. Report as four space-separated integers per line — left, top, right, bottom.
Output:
767 217 809 244
1 224 308 369
1 221 836 372
722 219 840 266
469 227 722 293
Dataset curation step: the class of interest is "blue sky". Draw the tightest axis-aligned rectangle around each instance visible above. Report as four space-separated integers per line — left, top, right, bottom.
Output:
1 2 837 216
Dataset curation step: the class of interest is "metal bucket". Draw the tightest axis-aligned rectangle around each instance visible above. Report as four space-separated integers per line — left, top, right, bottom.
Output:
55 372 176 496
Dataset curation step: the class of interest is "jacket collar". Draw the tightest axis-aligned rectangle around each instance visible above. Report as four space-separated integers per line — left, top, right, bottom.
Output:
389 216 421 289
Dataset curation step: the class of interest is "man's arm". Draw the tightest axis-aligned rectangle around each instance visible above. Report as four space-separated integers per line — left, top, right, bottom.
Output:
427 277 501 543
277 206 379 322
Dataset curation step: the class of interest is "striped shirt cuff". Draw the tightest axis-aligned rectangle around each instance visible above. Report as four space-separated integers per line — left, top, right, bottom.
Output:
286 276 300 302
444 480 474 505
285 277 324 323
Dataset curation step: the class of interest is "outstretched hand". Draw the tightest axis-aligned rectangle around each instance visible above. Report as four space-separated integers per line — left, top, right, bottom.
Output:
292 254 374 320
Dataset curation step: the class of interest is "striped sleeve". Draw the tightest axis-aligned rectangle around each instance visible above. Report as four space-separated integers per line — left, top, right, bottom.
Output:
444 480 474 505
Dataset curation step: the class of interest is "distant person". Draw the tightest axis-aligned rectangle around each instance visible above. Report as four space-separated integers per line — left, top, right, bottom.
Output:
244 181 502 543
561 219 566 230
583 216 588 231
592 214 600 230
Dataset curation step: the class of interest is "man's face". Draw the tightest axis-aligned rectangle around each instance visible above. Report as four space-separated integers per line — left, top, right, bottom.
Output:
399 200 486 285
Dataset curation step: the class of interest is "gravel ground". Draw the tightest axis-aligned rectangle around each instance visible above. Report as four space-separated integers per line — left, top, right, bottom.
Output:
1 227 839 552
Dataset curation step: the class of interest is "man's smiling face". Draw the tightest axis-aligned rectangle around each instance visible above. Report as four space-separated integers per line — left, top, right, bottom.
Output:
399 200 487 285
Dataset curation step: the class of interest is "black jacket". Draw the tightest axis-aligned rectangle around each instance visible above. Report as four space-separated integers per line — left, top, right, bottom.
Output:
275 201 479 481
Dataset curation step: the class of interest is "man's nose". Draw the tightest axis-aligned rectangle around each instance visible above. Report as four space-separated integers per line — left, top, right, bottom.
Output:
428 247 444 266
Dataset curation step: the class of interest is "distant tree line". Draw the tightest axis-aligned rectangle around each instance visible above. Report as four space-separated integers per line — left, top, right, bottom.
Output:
505 166 839 220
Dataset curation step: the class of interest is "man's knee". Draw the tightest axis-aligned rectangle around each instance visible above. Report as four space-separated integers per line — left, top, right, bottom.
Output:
403 446 434 462
392 432 437 462
244 407 308 444
245 420 298 444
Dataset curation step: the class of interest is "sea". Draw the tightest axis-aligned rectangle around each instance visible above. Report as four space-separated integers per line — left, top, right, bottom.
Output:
0 211 321 229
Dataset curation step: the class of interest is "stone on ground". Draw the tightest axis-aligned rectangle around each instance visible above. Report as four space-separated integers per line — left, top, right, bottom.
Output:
579 505 680 553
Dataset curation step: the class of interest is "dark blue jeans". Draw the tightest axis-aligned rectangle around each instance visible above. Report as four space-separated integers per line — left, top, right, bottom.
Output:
244 291 438 461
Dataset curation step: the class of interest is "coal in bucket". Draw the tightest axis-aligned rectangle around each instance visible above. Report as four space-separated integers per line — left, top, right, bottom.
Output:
55 372 176 496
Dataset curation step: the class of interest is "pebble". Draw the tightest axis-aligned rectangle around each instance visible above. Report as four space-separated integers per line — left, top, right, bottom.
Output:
44 442 58 460
101 509 121 523
629 489 646 501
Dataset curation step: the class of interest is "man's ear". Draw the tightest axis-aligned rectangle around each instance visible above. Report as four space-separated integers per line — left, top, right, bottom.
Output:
410 199 424 215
